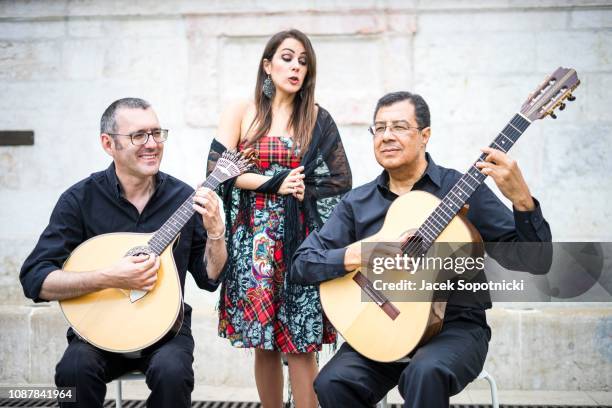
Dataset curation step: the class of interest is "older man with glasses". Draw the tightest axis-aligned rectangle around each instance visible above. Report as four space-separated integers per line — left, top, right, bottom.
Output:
291 91 552 408
20 97 227 408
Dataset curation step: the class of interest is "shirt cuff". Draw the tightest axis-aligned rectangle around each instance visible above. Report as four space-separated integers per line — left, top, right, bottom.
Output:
324 248 349 279
513 197 544 231
22 263 59 303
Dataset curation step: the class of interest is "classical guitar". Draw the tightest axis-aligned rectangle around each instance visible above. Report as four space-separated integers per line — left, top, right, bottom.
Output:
320 67 580 362
60 150 254 354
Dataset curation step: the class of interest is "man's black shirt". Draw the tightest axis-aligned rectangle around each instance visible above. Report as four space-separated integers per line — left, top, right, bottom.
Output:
20 163 220 320
291 154 552 325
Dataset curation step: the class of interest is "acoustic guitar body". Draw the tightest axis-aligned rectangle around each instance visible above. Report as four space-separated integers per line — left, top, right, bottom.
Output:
60 232 183 353
320 190 481 362
320 67 581 362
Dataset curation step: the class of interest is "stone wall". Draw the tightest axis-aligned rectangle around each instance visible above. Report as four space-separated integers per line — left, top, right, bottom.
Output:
1 0 611 392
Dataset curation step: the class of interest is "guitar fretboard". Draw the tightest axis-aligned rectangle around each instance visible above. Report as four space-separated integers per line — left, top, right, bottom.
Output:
404 113 531 255
147 170 224 255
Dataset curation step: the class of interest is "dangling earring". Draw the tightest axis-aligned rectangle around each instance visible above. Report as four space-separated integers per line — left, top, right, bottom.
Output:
263 74 275 98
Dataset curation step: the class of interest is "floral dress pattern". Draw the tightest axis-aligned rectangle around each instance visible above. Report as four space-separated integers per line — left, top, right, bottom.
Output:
218 135 337 353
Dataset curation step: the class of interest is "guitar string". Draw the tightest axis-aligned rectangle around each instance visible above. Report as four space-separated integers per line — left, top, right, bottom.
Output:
395 114 528 271
147 155 248 252
398 114 528 258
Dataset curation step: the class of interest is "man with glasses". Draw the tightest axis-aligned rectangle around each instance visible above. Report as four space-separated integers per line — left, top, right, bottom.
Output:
291 91 551 407
20 98 227 407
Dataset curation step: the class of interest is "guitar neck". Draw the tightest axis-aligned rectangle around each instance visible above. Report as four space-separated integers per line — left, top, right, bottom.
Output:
412 113 532 252
147 170 224 255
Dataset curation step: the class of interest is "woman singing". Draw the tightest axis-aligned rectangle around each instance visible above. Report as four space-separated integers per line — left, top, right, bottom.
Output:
206 29 352 407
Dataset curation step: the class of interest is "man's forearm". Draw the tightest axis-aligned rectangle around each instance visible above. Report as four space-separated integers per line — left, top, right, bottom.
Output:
39 268 108 301
205 238 227 281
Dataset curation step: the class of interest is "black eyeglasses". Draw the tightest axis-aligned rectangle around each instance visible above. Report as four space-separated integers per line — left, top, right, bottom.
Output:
368 121 423 138
108 129 169 146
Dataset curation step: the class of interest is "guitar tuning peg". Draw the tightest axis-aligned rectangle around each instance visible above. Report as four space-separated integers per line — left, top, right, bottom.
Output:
559 103 566 111
550 112 557 119
567 94 576 101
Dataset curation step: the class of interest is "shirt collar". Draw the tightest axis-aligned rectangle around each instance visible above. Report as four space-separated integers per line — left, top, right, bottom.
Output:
104 162 166 199
376 152 441 196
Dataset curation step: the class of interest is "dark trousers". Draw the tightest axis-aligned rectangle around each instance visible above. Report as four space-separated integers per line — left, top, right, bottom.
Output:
314 318 490 408
54 321 195 408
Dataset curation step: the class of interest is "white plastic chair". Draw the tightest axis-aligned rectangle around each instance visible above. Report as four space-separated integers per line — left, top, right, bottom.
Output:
115 371 146 408
376 368 498 408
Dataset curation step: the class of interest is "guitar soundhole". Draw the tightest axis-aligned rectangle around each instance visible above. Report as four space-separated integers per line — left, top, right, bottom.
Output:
402 234 424 258
125 245 155 257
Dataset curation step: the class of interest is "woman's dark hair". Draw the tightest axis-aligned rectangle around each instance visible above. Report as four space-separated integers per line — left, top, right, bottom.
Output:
246 29 317 153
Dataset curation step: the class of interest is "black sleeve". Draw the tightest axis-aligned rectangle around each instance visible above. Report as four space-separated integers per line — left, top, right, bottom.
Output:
20 192 84 302
467 184 552 274
290 197 356 284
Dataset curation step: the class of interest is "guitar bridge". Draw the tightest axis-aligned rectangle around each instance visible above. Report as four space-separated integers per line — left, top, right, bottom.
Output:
353 271 400 320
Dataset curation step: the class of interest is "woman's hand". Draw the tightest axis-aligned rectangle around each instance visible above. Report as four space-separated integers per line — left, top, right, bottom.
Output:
278 166 305 197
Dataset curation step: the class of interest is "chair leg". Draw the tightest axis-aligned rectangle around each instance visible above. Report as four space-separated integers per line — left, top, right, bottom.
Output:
482 372 499 408
115 379 122 408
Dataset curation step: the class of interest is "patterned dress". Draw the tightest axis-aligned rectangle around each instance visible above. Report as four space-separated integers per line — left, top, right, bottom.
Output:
218 135 336 353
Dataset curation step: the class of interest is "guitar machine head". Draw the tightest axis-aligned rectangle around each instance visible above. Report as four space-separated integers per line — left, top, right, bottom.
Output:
520 67 580 121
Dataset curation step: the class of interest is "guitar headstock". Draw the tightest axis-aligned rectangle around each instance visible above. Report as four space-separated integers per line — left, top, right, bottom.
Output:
520 67 580 122
213 148 258 183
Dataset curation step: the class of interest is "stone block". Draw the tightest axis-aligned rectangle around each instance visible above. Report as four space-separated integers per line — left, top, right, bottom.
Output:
0 306 31 383
520 306 612 390
482 307 522 389
67 0 171 17
541 123 612 188
570 8 612 29
184 31 219 128
416 10 568 33
70 0 377 18
536 31 612 73
66 18 105 38
29 305 68 384
216 36 262 106
0 40 62 81
537 185 612 241
191 309 256 387
583 72 612 122
413 0 612 11
0 284 31 306
62 39 105 80
414 31 538 75
0 21 66 40
0 238 35 295
68 16 185 39
187 12 400 37
0 81 73 113
0 148 21 190
313 35 386 120
414 73 546 126
0 1 69 19
101 37 187 83
381 34 413 90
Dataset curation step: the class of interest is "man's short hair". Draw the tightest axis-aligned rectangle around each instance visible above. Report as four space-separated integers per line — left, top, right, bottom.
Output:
373 91 431 129
100 98 151 134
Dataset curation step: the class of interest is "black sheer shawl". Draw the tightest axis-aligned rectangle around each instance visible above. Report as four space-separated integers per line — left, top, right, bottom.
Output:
206 106 351 348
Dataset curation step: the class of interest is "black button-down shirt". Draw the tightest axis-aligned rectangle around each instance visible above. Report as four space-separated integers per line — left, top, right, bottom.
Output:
291 154 551 322
20 163 219 319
